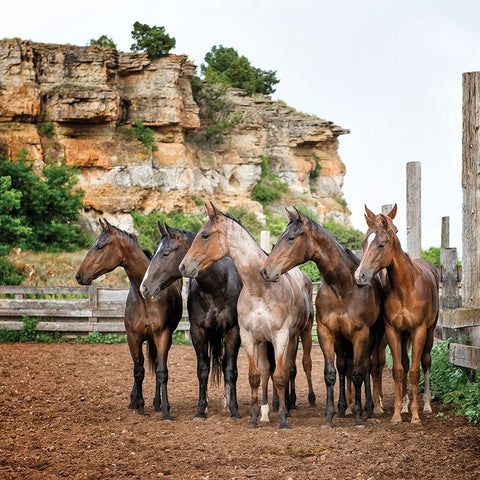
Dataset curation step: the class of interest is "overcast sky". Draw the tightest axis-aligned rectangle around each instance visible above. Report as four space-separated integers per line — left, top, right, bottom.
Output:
3 0 480 255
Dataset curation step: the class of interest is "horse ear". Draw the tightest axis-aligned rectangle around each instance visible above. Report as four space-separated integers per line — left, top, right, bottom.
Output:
388 204 398 220
285 207 296 222
364 205 376 229
205 203 214 217
292 206 307 224
157 221 167 237
165 223 177 238
99 218 111 231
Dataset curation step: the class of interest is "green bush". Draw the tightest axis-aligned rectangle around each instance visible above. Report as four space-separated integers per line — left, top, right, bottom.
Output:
77 332 127 344
0 151 91 253
251 156 289 205
0 257 26 285
132 120 157 151
309 153 322 180
201 45 279 96
322 217 364 251
90 35 117 49
130 22 176 59
422 246 441 266
0 316 62 343
38 122 55 138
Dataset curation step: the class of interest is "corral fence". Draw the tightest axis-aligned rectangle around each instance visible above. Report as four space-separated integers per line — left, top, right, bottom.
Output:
0 282 321 339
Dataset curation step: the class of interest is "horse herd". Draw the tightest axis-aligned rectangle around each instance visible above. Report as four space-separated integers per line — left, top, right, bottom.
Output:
75 203 439 430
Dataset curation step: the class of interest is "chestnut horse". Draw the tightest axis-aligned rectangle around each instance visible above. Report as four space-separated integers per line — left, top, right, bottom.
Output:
75 219 182 419
140 223 243 419
179 204 315 429
260 207 385 428
354 204 439 424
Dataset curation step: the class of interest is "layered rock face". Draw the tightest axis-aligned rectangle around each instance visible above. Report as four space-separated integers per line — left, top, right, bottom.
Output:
0 39 350 230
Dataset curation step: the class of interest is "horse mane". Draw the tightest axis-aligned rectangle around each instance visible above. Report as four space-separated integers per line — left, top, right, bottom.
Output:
109 223 153 259
215 211 268 255
299 215 360 266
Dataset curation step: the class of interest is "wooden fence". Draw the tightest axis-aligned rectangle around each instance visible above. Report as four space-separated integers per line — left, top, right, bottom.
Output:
0 285 189 336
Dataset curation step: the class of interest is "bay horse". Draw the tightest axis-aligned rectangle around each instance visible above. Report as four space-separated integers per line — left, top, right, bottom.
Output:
179 203 316 429
260 207 385 428
140 222 243 419
75 218 183 419
354 204 439 424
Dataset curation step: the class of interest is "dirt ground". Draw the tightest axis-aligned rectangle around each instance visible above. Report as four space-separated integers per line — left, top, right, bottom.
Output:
1 343 479 480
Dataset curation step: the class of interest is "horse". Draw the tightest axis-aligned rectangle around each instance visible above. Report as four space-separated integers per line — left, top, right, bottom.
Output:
354 204 439 424
75 218 183 419
260 207 385 428
179 203 316 429
139 222 243 419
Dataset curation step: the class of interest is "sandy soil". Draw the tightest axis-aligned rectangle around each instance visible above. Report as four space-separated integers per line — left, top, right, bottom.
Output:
1 343 479 480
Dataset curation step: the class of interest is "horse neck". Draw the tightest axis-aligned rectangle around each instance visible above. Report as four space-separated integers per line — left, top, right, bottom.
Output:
221 218 266 287
386 235 417 293
308 223 356 287
119 238 150 289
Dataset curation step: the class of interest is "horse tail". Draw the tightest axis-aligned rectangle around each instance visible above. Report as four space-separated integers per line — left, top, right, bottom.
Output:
146 338 158 374
209 331 223 387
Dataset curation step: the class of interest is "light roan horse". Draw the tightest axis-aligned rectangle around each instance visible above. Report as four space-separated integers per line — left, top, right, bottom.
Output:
75 218 183 419
354 204 439 424
260 207 385 428
140 223 243 419
179 204 315 429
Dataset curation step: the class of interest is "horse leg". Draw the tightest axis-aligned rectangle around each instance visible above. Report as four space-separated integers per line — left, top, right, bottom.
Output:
351 332 371 427
385 326 404 424
155 329 174 420
300 327 316 407
191 327 209 419
266 342 279 412
400 337 410 413
246 341 262 427
409 328 427 424
288 352 297 411
318 326 336 429
421 325 435 414
335 344 348 418
259 343 271 422
127 334 145 415
273 346 293 429
371 333 387 414
223 326 241 419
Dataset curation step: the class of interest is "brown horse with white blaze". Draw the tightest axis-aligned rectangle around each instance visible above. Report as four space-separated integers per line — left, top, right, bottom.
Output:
179 204 315 429
75 218 183 419
354 204 439 424
260 207 385 428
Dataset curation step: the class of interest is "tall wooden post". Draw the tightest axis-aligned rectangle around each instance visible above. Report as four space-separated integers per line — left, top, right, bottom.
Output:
441 216 450 249
462 72 480 307
381 204 393 216
406 161 421 259
260 230 271 253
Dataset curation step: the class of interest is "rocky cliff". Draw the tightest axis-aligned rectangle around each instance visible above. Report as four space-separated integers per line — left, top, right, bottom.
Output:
0 39 350 231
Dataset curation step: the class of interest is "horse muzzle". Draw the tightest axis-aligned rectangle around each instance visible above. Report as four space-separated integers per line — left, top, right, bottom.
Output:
179 261 198 278
354 268 371 286
259 266 280 282
75 272 91 285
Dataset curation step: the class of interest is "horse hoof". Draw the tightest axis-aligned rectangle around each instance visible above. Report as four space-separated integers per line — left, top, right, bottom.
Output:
230 413 242 419
193 415 206 421
161 415 173 421
248 421 258 428
279 423 290 429
320 424 332 431
390 419 401 425
411 419 422 425
355 423 366 429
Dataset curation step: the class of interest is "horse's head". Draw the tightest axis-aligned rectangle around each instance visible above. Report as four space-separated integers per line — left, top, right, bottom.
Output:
354 204 398 286
260 206 310 282
179 203 229 278
75 218 123 285
141 223 193 299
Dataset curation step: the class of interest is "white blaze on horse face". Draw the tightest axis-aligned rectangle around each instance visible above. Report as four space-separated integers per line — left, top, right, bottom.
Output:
366 232 376 251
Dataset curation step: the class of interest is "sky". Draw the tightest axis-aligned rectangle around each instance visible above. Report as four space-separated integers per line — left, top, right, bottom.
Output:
3 0 479 256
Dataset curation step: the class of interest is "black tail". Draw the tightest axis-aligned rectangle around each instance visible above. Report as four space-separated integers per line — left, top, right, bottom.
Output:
209 331 223 387
146 338 158 374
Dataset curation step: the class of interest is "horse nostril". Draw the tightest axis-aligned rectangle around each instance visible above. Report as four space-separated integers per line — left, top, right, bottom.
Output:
75 272 82 284
179 263 186 275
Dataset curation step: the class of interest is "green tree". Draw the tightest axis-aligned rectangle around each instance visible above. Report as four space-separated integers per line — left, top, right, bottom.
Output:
90 35 117 49
130 22 176 59
322 217 364 251
422 246 441 266
201 45 279 96
0 151 90 252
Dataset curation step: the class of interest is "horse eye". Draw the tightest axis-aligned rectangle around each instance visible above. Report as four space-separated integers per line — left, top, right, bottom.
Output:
162 251 169 257
97 245 104 250
378 244 385 249
201 232 210 240
287 235 295 242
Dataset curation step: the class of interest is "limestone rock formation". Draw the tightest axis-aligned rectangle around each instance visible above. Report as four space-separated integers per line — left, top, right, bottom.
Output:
0 39 350 230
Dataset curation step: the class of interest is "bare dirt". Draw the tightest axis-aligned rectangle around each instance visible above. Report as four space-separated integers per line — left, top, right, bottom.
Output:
1 343 479 480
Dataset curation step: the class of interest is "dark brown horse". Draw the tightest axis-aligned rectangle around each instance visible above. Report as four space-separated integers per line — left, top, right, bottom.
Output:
354 204 439 424
75 219 182 419
179 204 316 429
260 207 385 428
140 223 243 419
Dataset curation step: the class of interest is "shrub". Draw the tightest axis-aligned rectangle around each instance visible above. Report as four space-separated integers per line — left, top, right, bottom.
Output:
90 35 117 49
251 156 289 205
38 122 55 138
130 22 176 59
131 120 157 151
201 45 279 96
309 153 322 180
0 257 26 285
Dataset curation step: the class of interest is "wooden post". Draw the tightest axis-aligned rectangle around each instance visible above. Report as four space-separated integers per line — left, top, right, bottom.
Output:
406 161 422 259
260 230 271 253
440 248 462 309
441 216 450 249
462 72 480 307
381 204 393 216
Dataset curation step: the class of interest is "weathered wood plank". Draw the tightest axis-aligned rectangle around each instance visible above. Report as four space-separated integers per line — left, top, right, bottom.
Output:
449 343 480 370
